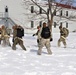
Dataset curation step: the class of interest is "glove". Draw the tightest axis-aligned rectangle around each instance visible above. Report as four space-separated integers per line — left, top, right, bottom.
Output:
50 38 53 41
37 39 39 43
33 34 35 36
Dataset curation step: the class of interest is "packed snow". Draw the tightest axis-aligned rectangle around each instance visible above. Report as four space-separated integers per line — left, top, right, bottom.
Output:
0 33 76 75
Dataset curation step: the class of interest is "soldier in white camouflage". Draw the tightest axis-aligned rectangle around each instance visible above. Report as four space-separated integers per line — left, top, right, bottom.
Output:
12 25 26 50
1 25 11 46
33 26 41 46
37 22 52 55
58 25 69 48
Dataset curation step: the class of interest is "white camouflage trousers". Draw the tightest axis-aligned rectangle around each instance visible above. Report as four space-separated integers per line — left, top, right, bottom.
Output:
38 38 52 55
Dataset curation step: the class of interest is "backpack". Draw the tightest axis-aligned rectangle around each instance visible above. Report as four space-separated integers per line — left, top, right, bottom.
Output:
16 27 24 38
41 27 51 39
63 27 69 37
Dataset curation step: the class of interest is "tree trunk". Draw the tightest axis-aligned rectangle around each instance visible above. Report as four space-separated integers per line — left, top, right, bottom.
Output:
48 14 53 32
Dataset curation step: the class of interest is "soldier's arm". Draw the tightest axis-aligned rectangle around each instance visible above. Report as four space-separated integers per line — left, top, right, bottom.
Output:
13 29 17 38
33 30 38 36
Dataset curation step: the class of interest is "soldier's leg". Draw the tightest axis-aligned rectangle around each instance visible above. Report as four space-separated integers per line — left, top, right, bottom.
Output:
45 39 52 55
62 39 66 48
2 39 6 46
37 47 43 55
58 39 61 47
19 39 26 50
37 38 44 55
6 37 11 46
12 42 16 50
58 37 62 47
12 38 18 50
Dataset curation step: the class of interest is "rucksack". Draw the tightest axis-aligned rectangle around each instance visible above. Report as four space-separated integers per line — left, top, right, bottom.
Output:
16 27 24 38
63 27 69 37
41 27 51 39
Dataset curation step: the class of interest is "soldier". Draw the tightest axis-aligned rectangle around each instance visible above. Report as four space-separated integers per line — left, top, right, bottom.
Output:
37 22 52 55
33 26 41 45
58 25 69 48
1 25 11 46
12 25 26 50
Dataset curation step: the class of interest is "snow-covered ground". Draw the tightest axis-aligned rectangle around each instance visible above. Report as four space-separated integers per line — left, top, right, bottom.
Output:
0 33 76 75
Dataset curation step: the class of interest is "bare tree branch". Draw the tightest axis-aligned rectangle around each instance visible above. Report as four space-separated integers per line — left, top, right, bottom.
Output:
22 0 76 31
